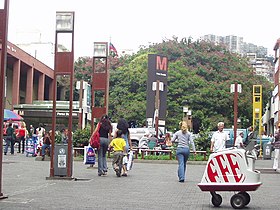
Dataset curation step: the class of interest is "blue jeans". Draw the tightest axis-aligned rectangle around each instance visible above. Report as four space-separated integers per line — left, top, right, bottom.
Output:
97 137 109 174
42 144 51 156
4 137 15 154
176 147 190 181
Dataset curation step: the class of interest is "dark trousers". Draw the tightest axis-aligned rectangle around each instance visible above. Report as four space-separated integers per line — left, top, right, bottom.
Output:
18 136 25 153
4 137 15 154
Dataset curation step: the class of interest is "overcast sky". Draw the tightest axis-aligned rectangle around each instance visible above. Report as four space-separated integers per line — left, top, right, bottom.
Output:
7 0 280 60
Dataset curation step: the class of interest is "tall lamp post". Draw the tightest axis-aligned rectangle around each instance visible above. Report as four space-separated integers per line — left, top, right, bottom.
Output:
91 42 108 133
182 100 192 131
0 0 9 199
230 83 241 146
183 107 192 131
50 11 75 178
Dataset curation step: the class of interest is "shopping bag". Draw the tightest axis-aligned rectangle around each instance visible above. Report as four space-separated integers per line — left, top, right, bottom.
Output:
84 145 96 165
127 151 134 171
90 123 101 149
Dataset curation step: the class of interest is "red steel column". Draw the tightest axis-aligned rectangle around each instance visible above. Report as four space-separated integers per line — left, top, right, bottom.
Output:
38 73 45 100
0 0 9 199
12 59 20 105
48 79 54 100
26 66 34 104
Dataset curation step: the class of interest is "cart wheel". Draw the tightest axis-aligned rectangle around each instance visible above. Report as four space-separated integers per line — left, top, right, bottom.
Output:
238 192 250 206
211 194 222 207
230 194 246 209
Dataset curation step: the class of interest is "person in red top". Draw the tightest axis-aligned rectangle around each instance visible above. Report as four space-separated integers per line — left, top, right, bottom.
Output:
18 122 28 154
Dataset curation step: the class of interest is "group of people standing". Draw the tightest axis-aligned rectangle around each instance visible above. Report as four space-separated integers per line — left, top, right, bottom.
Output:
4 121 28 155
4 122 52 158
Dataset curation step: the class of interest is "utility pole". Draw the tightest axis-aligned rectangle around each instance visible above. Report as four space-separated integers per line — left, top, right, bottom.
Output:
155 80 160 138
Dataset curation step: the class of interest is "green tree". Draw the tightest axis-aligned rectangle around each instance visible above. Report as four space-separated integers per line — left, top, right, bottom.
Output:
74 37 273 135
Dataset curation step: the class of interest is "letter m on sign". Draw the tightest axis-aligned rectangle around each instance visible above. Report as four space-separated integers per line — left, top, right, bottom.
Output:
156 56 167 71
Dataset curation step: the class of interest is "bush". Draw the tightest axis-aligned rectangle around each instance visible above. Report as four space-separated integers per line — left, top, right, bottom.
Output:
194 129 211 151
73 126 91 147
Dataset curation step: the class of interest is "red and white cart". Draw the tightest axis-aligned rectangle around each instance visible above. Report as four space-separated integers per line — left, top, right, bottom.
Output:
198 147 262 209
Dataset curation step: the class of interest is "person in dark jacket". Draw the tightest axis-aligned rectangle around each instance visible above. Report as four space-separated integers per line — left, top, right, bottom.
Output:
4 123 15 155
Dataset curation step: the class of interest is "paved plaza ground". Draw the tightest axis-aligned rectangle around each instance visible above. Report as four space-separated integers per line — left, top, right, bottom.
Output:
0 153 280 210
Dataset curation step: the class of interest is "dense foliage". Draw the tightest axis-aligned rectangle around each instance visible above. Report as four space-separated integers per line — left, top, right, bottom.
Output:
74 37 273 135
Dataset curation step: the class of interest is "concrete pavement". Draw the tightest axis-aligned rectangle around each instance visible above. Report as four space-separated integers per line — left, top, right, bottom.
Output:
1 153 280 210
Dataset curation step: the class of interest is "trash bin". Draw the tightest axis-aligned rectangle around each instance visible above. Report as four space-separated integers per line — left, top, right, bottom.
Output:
263 142 272 160
54 144 71 176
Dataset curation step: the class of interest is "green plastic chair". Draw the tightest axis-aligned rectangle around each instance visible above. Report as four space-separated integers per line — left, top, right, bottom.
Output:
148 141 157 149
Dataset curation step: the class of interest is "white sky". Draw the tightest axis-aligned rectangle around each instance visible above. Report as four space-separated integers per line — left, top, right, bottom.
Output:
7 0 280 61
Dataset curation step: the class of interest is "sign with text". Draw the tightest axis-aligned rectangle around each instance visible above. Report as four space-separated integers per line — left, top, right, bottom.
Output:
146 54 168 126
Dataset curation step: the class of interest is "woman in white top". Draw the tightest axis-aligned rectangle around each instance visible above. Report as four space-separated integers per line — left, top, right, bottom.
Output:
36 123 45 149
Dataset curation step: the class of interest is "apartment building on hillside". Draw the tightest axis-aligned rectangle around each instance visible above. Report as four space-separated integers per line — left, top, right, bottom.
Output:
201 34 268 57
201 34 272 82
247 53 274 82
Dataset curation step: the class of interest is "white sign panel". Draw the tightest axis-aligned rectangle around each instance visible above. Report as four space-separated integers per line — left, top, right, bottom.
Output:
58 155 67 168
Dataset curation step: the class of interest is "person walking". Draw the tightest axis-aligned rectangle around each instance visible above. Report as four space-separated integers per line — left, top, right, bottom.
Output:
97 115 112 176
273 123 280 171
171 121 196 183
4 122 15 155
109 130 126 177
210 122 229 152
116 118 133 176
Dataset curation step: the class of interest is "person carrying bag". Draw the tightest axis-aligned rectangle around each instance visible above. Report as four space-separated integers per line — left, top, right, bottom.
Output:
92 115 112 176
90 123 101 149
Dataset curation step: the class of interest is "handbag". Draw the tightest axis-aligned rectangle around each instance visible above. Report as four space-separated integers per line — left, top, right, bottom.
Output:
90 123 101 149
127 151 134 171
84 145 96 165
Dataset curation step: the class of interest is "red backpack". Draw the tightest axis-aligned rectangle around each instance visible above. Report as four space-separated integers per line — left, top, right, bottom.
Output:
90 123 101 149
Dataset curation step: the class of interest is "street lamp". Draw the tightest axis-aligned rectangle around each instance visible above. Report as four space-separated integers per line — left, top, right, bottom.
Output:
152 80 164 137
56 12 74 31
0 0 9 199
50 11 75 178
182 100 192 131
93 43 107 57
230 83 242 146
91 42 108 133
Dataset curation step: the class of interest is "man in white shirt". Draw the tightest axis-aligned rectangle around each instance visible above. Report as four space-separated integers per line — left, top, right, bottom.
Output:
210 122 229 152
235 132 244 148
